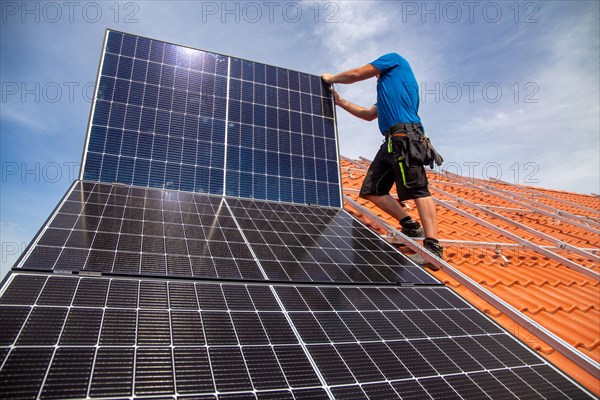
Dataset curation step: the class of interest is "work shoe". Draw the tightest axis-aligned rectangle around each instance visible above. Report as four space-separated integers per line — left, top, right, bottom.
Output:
400 219 424 238
408 238 444 271
424 238 443 260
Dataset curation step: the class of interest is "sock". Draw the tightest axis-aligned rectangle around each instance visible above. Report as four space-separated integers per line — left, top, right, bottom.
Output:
400 216 412 226
425 237 439 244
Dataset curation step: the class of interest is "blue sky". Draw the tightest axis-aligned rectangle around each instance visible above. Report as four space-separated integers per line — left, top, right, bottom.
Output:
1 0 599 278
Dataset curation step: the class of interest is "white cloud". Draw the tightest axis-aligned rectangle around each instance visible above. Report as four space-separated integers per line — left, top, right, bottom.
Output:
317 2 390 57
1 103 53 134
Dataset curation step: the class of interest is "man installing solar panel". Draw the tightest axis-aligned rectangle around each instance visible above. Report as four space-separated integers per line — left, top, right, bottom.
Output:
322 53 444 269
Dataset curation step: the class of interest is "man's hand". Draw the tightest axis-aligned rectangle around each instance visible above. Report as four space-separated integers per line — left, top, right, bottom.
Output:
325 85 377 121
321 73 335 84
329 86 341 105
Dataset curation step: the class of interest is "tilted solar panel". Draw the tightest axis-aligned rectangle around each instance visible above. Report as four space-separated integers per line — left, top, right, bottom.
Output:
15 181 437 285
81 30 341 208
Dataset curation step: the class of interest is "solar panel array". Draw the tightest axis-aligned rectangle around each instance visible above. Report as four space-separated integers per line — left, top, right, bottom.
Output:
81 30 341 208
0 29 593 399
0 273 590 399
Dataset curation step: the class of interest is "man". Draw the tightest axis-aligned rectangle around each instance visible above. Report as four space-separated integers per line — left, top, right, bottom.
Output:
322 52 443 265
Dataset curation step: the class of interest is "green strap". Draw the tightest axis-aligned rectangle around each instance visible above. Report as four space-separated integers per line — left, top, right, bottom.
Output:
389 137 407 186
398 157 407 186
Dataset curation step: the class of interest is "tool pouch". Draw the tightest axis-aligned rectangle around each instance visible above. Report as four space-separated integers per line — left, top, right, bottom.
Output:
407 132 428 166
421 136 444 169
387 131 444 189
388 131 443 168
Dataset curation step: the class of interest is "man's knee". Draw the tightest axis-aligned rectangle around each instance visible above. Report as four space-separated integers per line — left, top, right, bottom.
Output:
362 193 383 202
413 194 432 201
413 195 434 204
361 193 373 201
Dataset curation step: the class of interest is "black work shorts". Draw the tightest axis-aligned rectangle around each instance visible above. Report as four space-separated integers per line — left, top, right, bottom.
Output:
359 141 430 201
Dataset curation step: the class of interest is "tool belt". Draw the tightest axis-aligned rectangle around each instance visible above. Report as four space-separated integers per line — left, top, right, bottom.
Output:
385 122 444 169
384 122 424 136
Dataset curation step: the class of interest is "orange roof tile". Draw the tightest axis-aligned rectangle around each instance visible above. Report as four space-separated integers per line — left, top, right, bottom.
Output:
341 156 600 396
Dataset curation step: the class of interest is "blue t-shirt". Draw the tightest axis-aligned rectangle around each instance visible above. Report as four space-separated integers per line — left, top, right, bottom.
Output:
370 53 421 134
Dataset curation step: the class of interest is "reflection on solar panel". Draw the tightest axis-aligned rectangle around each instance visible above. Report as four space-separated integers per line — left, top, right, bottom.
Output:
0 273 591 399
17 181 436 284
81 30 340 208
228 197 435 284
0 29 593 399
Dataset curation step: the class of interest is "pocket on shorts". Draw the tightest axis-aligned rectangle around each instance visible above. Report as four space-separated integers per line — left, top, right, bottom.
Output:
404 165 428 189
408 137 427 165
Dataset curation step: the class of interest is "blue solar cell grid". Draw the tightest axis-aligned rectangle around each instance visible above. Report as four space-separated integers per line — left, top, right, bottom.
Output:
82 30 341 207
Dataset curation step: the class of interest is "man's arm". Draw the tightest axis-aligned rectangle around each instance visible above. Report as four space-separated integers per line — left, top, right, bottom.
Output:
322 64 379 84
330 87 377 121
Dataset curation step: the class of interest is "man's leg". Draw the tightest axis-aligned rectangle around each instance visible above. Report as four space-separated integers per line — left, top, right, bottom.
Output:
360 143 423 237
363 194 410 222
399 165 443 265
413 196 438 239
364 193 424 237
360 145 412 222
413 195 443 267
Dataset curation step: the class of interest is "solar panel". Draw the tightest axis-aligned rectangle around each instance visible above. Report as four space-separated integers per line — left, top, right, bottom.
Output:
0 273 591 399
81 30 341 208
15 180 437 285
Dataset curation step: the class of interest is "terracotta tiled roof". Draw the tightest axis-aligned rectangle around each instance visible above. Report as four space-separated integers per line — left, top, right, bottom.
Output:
340 157 600 396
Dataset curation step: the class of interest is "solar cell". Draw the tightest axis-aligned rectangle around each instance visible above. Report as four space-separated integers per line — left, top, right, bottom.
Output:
82 30 341 208
0 273 592 399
